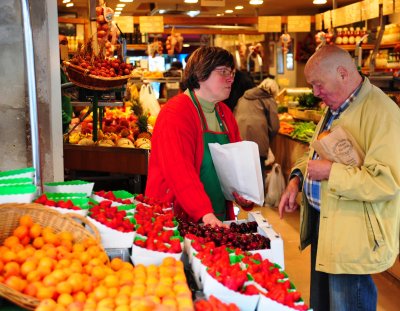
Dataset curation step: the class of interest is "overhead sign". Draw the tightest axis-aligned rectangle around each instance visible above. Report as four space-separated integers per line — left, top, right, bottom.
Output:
139 16 164 34
287 16 311 32
315 14 323 31
258 16 282 33
323 10 331 30
201 0 225 6
114 16 133 34
332 2 361 27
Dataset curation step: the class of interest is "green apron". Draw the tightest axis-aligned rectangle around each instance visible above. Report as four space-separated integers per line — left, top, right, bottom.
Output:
189 90 230 221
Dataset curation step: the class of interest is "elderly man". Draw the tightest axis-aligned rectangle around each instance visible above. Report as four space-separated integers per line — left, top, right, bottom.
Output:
279 45 400 311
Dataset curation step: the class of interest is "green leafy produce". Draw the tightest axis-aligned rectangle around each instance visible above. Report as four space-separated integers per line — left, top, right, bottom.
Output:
290 121 316 142
297 93 321 109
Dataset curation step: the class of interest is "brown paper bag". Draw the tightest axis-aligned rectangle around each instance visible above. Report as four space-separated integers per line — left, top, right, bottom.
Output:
311 126 365 167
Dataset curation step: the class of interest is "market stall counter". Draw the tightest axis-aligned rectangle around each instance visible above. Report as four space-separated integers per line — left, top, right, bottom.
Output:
63 144 149 193
270 134 309 182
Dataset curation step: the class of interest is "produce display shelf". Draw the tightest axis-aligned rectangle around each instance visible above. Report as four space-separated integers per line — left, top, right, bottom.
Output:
63 144 149 176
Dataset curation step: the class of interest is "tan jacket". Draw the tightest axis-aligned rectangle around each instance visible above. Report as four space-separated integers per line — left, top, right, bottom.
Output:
293 78 400 274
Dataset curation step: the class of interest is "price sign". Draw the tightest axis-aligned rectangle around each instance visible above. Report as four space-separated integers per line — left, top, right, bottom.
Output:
382 0 394 15
201 0 225 6
315 14 323 31
361 0 379 20
258 16 282 33
114 16 133 33
395 0 400 13
332 3 361 27
139 16 164 34
287 16 311 32
323 11 331 30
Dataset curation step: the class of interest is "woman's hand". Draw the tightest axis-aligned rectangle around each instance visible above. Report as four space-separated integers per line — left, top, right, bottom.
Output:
202 213 229 228
232 191 255 211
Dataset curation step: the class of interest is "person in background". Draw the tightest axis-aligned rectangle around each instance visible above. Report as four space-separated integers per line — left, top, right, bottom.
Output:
224 69 255 111
278 45 400 311
59 35 73 134
234 77 280 187
146 46 254 227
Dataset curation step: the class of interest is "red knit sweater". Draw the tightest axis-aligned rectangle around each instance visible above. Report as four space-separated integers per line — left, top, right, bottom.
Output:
145 93 242 222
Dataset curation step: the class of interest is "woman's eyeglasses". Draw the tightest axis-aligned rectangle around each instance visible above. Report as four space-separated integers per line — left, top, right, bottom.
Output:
214 68 236 78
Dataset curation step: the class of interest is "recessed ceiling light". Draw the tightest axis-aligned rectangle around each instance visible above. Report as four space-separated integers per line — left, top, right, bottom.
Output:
62 0 71 3
66 2 74 7
225 10 233 14
119 0 133 3
313 0 327 4
187 10 200 17
184 0 199 3
117 4 125 8
115 7 123 11
249 0 263 5
183 43 190 48
235 6 244 10
159 9 166 14
216 13 223 17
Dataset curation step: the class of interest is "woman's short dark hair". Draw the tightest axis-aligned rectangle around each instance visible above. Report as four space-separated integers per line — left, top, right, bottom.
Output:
182 47 235 90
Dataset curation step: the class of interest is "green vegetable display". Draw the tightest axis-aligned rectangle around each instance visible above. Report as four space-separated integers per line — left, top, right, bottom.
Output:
290 121 316 142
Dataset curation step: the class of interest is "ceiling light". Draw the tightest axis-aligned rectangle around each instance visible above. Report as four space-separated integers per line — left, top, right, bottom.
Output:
249 0 263 5
116 4 125 7
62 0 71 3
225 10 233 14
159 9 166 14
187 10 200 17
235 6 244 10
183 43 190 48
313 0 327 4
66 2 74 7
184 0 199 3
216 13 223 16
119 0 134 3
115 7 123 11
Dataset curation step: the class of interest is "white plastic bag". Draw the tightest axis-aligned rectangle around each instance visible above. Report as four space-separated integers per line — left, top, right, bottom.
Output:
265 148 275 166
265 163 286 207
208 141 264 206
139 84 160 117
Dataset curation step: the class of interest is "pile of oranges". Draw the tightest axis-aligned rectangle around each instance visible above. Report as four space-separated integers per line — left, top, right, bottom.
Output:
0 215 194 311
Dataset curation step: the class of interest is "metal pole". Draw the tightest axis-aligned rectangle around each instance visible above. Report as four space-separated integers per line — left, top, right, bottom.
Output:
20 0 41 190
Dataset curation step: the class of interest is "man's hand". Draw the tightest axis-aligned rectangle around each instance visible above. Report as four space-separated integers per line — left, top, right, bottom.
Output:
232 191 255 211
278 176 300 219
202 213 229 228
307 159 333 181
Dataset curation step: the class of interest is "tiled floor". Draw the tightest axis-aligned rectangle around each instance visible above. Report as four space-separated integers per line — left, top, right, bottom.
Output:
238 206 400 311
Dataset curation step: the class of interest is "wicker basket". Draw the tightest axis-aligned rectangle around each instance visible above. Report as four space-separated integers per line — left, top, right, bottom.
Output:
63 61 130 91
0 203 104 310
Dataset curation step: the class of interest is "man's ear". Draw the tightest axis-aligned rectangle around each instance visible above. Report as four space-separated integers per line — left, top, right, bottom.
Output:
337 66 348 80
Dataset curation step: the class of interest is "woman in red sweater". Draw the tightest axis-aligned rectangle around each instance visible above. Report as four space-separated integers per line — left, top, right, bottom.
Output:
145 47 253 227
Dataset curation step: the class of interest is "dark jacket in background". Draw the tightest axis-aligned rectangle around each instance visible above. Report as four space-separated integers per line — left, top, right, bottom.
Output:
234 87 280 157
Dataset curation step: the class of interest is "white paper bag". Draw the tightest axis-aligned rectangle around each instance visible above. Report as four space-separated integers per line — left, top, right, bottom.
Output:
139 84 160 117
209 141 264 206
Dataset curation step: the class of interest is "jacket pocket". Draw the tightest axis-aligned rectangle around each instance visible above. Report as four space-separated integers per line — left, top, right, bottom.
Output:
364 202 385 251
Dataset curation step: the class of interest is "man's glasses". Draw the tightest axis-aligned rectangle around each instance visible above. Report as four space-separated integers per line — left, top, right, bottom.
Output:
214 68 236 79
